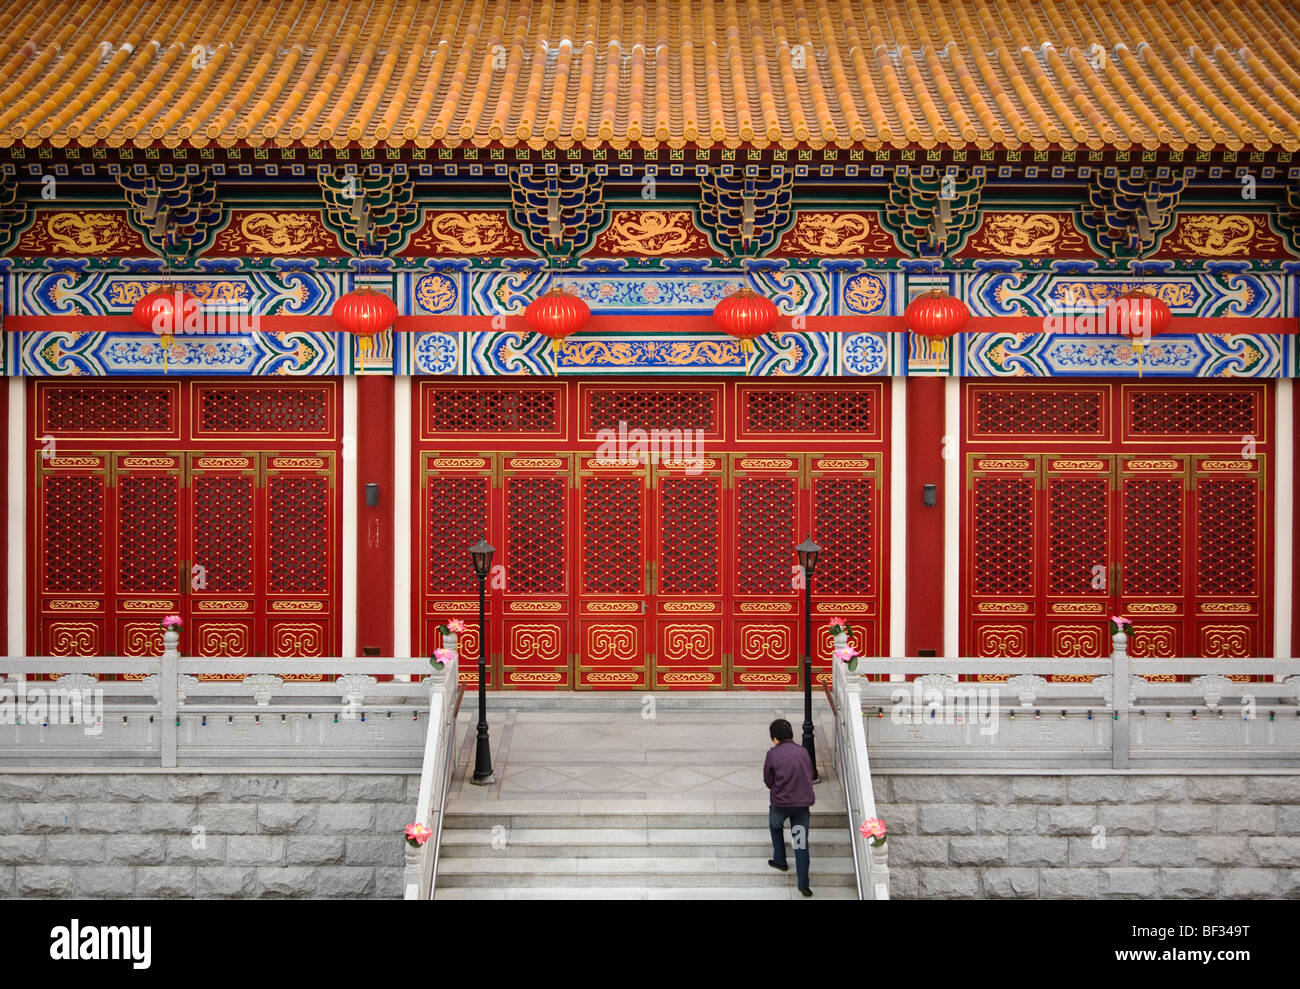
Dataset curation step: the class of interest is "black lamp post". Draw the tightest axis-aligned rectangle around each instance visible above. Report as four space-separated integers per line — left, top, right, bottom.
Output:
469 537 495 785
796 535 821 783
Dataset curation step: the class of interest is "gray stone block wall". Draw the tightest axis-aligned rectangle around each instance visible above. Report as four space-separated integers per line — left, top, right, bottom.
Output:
875 773 1300 899
0 772 420 899
3 770 1298 898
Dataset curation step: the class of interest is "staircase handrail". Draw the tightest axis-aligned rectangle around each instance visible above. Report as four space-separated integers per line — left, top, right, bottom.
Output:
822 682 867 899
831 645 889 900
403 650 461 900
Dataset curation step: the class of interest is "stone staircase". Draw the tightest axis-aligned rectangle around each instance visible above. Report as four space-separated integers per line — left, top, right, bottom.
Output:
433 799 857 899
428 695 857 899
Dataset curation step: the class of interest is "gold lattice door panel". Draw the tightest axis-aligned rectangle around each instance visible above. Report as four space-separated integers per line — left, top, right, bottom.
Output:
419 455 494 688
652 457 726 690
500 456 574 688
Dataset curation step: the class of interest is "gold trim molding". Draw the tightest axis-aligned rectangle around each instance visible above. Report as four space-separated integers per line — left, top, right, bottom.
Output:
1050 602 1106 614
738 672 793 683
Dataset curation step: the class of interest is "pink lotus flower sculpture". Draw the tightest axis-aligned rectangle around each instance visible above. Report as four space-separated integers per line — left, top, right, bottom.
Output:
405 823 433 848
826 616 852 637
859 817 887 846
438 618 467 636
833 645 859 672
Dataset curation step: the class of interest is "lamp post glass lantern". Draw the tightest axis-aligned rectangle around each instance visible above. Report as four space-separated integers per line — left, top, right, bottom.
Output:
796 536 821 782
468 537 495 785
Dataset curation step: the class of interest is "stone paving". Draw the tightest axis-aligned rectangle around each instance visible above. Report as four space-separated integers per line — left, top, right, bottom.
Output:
447 695 844 804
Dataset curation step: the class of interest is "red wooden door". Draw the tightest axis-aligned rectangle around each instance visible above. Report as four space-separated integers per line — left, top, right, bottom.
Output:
262 452 336 667
576 455 650 688
499 454 573 687
729 453 803 688
1042 455 1114 659
35 451 114 658
113 452 184 659
1117 454 1190 661
808 454 882 679
651 456 727 689
1189 454 1268 661
188 453 258 662
967 453 1040 659
418 453 494 686
412 377 891 690
30 380 342 664
962 381 1272 663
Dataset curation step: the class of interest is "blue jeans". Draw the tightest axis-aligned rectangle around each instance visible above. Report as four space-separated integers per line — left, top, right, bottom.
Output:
769 805 811 889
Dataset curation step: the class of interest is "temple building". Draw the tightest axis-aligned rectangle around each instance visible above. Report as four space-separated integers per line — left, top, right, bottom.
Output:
2 0 1298 690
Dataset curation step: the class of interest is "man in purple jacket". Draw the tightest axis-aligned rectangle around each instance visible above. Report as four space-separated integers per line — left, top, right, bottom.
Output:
763 718 816 897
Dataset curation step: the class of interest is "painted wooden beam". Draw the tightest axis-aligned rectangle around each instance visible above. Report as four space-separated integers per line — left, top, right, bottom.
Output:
6 314 1299 334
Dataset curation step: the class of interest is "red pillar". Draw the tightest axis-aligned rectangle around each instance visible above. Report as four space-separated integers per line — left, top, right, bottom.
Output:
1293 388 1299 658
0 383 7 655
356 375 395 657
905 376 946 655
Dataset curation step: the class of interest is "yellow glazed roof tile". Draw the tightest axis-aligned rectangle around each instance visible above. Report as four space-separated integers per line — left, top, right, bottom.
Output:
1 0 1298 152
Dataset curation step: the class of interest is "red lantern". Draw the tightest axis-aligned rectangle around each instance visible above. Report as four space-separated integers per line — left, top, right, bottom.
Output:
333 288 399 370
1107 289 1172 354
525 285 590 355
905 288 969 355
712 286 778 357
132 287 201 373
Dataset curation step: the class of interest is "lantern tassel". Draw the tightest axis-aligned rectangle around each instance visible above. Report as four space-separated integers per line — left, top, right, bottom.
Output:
739 337 755 375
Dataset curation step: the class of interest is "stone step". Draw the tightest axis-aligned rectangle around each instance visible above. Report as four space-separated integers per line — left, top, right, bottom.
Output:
434 885 860 900
440 826 852 858
435 855 858 887
442 799 849 830
443 813 848 829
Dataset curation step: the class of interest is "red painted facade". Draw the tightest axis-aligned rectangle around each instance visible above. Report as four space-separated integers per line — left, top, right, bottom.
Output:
19 373 1287 685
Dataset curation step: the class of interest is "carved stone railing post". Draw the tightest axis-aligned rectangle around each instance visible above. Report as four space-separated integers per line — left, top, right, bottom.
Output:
402 840 422 900
160 627 179 769
869 841 890 901
1111 631 1130 770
